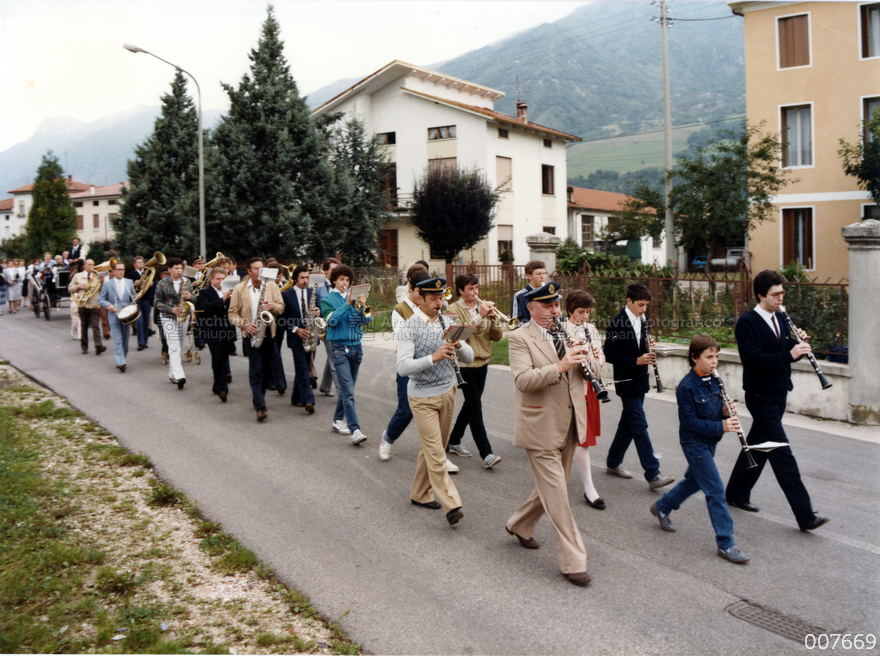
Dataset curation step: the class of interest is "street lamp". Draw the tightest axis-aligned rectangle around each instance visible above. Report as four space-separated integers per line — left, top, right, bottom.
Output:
123 43 206 260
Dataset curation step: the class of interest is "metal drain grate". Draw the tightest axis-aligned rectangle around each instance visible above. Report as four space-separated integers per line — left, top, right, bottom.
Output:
726 600 826 642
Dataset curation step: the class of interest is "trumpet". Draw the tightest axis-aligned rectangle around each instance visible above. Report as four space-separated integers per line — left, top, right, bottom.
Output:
349 287 373 317
474 295 519 330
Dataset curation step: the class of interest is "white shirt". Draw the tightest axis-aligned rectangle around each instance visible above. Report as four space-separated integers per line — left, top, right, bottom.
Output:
754 304 781 339
296 286 309 315
115 277 126 299
247 279 262 323
625 306 643 348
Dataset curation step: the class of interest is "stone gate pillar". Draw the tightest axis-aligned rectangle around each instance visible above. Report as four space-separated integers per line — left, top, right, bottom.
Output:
842 219 880 425
525 233 562 275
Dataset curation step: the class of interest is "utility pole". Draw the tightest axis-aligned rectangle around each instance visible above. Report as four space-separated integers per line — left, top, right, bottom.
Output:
658 1 678 268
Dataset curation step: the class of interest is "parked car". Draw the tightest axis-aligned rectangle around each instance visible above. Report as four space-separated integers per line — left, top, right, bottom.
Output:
691 255 710 269
711 248 745 268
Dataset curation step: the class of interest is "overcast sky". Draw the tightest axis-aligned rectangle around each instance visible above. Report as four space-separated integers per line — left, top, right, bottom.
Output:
1 0 590 152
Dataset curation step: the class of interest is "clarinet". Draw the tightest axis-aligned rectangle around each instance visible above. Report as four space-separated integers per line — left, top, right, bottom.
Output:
711 370 757 469
779 307 832 390
640 316 664 393
437 309 466 388
553 317 609 402
576 322 611 403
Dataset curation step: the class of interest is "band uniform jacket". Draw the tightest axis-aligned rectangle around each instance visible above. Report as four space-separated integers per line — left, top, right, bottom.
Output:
509 320 587 451
227 279 284 338
69 270 102 310
196 286 236 344
280 286 313 349
98 277 137 313
603 308 650 397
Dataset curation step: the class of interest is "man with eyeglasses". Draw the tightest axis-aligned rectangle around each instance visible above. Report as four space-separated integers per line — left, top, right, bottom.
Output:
724 269 829 533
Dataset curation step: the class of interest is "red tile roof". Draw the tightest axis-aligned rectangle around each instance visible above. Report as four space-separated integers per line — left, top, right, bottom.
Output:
0 198 13 211
8 177 92 194
69 182 129 200
403 89 581 142
567 186 654 213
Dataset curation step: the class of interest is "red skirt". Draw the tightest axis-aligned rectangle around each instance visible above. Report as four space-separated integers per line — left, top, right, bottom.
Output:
580 387 601 447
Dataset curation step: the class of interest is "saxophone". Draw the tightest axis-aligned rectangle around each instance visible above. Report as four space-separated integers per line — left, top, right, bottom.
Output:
177 278 195 323
302 282 327 353
250 280 274 348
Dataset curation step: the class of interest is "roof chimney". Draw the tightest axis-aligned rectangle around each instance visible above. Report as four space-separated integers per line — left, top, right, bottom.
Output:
567 185 574 203
516 101 528 122
68 175 72 182
90 186 95 195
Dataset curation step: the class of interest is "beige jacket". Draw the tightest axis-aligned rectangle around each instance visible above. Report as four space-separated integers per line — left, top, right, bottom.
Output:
509 320 587 451
228 278 284 338
450 298 503 367
69 270 102 309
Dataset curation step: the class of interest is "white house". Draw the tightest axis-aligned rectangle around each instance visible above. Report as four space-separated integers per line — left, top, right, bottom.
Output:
7 176 93 240
69 182 127 244
566 186 666 266
311 60 581 270
0 198 14 242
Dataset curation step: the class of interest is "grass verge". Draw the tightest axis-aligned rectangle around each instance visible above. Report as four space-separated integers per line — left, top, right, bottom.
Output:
0 365 361 655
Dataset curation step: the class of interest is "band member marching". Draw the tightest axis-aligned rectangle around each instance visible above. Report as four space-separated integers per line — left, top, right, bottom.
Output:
397 278 474 526
228 257 284 422
154 258 194 390
504 283 592 586
197 267 236 402
564 290 607 509
69 258 107 356
280 265 317 414
98 261 140 373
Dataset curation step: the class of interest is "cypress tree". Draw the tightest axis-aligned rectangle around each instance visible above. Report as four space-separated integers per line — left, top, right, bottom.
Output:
114 71 200 259
23 151 78 259
210 6 332 260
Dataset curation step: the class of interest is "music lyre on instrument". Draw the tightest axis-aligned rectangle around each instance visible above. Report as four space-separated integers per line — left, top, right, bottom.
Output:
640 315 664 393
711 370 757 469
552 316 609 402
780 306 832 390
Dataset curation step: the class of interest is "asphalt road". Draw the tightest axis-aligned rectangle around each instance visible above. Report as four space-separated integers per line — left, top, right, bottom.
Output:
2 307 879 655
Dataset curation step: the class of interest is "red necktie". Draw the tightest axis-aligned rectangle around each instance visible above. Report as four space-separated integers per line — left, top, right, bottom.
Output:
301 291 307 316
771 315 780 342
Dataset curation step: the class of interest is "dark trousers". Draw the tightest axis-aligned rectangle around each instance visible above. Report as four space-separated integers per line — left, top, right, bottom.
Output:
135 299 152 347
289 340 315 406
208 341 234 395
385 373 412 443
607 394 661 481
78 307 103 352
726 391 815 528
270 327 287 390
245 335 280 411
449 365 493 459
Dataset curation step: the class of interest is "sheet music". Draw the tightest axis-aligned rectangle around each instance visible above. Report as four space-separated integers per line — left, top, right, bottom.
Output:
221 276 241 292
309 273 326 287
183 265 199 279
259 267 278 281
349 284 370 300
443 325 476 342
746 441 789 452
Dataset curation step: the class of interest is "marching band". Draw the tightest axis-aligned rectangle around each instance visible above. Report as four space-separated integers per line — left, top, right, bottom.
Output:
6 248 833 588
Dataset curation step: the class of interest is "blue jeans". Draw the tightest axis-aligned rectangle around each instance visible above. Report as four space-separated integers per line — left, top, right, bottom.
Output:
332 343 362 431
607 394 660 481
658 441 734 550
385 373 412 443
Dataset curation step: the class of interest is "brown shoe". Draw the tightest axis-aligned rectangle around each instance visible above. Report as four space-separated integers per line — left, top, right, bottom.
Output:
256 408 267 422
117 364 126 373
564 571 591 587
219 392 227 403
95 345 107 355
82 349 88 355
305 403 315 415
506 526 540 549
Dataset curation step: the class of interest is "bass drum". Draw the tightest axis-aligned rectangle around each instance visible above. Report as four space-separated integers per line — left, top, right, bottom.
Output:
118 303 141 326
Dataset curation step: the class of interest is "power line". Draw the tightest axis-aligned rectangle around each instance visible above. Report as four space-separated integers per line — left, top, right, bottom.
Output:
568 115 746 147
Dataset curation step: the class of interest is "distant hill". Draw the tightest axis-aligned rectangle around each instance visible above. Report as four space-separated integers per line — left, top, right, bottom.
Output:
305 1 745 143
0 107 223 195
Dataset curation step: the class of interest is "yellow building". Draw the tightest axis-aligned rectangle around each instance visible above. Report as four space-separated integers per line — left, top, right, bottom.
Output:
730 1 880 281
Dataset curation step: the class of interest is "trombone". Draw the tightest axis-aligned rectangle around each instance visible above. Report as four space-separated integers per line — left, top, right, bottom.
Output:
474 295 519 330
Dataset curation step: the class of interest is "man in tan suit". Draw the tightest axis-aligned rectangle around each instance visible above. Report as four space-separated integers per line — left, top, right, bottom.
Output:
228 257 284 422
505 282 592 587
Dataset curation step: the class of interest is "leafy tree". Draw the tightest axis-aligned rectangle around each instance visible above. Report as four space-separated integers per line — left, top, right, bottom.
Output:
316 118 388 266
23 151 78 259
0 234 27 259
620 121 792 270
838 107 880 207
409 166 501 264
209 6 332 260
114 71 200 259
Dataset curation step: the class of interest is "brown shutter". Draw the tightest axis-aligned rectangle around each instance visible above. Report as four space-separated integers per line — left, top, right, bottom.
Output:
779 15 809 68
782 209 795 265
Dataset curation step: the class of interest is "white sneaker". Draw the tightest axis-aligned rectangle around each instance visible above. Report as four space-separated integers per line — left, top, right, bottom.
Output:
350 429 367 445
378 431 392 461
445 458 459 474
332 420 350 435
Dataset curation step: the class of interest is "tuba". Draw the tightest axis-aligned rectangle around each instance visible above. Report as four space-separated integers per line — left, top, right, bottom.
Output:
75 257 116 307
279 263 297 292
193 252 225 295
136 251 166 294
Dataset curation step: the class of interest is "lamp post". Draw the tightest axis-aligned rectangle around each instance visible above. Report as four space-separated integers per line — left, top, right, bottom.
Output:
123 44 206 260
